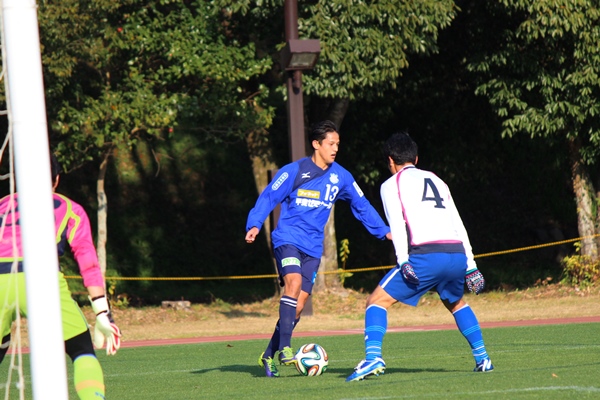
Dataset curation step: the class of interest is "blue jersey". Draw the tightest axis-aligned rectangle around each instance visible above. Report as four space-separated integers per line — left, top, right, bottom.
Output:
246 157 390 258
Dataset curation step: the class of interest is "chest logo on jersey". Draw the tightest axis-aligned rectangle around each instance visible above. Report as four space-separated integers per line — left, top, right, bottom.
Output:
297 189 320 199
271 172 289 190
329 173 339 184
301 172 311 179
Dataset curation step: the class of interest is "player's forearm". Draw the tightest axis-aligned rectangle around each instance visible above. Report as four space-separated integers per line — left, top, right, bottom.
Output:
87 285 105 299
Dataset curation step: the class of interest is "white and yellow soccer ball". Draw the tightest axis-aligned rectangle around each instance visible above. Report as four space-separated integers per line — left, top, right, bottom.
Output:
294 343 328 376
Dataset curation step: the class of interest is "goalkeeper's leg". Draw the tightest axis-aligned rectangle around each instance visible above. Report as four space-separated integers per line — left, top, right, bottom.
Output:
60 274 105 398
0 334 10 363
66 332 105 399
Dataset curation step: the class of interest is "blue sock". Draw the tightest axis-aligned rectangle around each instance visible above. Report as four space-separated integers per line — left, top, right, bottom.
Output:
265 317 300 357
364 304 387 360
453 304 489 363
278 296 297 350
265 320 280 358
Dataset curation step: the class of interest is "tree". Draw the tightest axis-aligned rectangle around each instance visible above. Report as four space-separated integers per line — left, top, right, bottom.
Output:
219 0 458 290
466 0 600 260
33 0 273 273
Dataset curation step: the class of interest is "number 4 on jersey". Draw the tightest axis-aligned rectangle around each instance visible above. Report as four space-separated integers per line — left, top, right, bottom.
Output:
422 178 445 208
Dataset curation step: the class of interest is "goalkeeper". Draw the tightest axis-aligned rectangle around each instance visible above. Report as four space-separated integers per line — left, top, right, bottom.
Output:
347 132 492 382
0 154 121 399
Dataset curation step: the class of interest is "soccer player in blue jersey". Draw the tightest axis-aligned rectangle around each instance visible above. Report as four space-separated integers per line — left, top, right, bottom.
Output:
245 120 392 378
346 132 493 382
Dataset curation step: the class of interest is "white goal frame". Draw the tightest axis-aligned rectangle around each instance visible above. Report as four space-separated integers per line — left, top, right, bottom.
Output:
1 0 68 398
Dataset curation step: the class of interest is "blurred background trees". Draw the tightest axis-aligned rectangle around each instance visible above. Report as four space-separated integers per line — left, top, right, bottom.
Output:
1 0 597 304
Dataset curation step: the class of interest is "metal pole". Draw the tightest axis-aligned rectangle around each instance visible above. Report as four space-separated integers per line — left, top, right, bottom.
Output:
283 0 312 315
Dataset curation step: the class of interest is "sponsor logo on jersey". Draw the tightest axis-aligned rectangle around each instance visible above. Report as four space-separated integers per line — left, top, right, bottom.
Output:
297 189 320 199
353 181 364 197
295 198 322 208
281 257 301 268
302 172 311 179
329 173 339 184
271 172 289 190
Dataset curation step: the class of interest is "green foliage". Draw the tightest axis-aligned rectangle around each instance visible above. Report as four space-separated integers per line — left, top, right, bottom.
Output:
108 280 130 309
560 241 600 287
217 0 458 100
34 0 274 171
468 0 600 164
301 0 458 100
337 238 352 285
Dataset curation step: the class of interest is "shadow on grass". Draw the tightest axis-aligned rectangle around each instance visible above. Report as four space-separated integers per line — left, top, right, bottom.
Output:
190 366 457 379
329 366 454 378
191 364 268 377
219 310 268 318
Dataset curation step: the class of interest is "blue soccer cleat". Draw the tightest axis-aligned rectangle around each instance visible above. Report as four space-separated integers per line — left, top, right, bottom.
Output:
474 358 494 372
345 357 386 382
258 352 279 377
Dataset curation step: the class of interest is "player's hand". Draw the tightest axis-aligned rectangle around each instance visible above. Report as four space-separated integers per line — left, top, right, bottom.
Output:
465 268 485 294
90 295 122 355
245 227 259 243
400 262 419 285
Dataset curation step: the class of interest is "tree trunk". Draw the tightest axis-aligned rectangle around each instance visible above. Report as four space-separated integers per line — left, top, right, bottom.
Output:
97 153 110 276
245 129 281 294
567 137 599 261
313 98 350 292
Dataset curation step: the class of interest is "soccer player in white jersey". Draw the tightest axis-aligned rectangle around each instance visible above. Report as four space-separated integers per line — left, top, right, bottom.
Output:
246 120 392 377
346 132 493 382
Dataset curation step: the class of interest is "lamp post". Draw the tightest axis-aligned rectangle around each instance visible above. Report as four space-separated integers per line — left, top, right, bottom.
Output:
282 0 320 161
280 0 320 315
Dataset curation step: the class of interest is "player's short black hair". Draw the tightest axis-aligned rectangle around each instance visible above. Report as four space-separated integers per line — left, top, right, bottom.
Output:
50 153 62 182
309 120 338 144
383 132 418 165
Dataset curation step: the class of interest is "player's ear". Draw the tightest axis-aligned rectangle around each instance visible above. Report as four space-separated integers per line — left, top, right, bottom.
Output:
387 157 395 174
414 156 419 165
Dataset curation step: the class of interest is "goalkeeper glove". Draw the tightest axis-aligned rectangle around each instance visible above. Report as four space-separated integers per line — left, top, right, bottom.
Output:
400 262 419 285
90 295 122 355
465 268 485 294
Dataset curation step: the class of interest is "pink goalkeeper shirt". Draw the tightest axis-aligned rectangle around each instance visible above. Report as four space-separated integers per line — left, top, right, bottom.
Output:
0 192 104 287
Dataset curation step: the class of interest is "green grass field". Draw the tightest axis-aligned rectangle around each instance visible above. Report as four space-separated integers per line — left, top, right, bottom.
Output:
2 322 599 399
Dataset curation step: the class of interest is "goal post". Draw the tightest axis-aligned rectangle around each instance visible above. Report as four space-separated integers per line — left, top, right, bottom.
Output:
1 0 68 398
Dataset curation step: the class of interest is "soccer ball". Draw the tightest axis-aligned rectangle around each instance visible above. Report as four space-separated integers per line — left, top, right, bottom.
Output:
294 343 328 376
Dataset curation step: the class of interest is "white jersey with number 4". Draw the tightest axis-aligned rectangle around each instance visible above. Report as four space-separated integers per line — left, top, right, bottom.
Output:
380 165 476 271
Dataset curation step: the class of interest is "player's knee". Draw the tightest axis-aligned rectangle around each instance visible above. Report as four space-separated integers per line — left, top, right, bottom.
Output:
444 298 466 313
367 286 395 308
282 277 302 296
65 331 95 362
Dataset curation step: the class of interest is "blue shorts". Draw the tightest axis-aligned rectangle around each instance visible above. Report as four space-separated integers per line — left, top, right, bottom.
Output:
273 244 320 294
379 253 467 306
